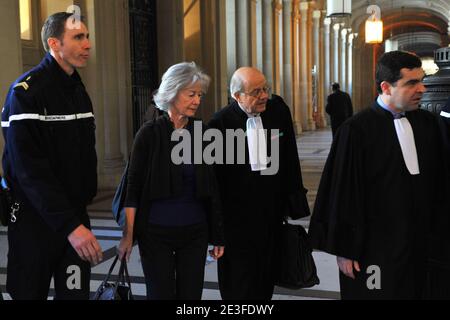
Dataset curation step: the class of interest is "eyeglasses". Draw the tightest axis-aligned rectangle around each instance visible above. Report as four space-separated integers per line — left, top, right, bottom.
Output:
241 86 271 98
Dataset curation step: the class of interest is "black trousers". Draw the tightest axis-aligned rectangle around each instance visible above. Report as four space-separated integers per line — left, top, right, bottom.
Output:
137 223 208 300
6 207 91 300
218 246 276 300
218 220 279 300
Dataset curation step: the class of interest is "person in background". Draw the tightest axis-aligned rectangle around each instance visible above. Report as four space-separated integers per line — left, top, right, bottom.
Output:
325 82 353 138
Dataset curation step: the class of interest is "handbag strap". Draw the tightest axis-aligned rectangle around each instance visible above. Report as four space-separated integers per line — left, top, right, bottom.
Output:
102 255 119 284
117 257 134 299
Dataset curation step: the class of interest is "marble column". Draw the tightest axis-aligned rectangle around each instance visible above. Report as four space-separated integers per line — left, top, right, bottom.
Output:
262 0 274 87
0 0 22 160
332 23 340 84
282 0 294 114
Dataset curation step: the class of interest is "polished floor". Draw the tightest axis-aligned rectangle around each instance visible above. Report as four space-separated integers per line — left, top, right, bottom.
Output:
0 128 340 300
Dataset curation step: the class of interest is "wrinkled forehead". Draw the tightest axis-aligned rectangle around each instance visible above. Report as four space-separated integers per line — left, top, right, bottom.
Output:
244 73 267 90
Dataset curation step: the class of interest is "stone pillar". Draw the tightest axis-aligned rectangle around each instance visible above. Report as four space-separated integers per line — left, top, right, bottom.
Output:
262 0 274 87
200 0 229 117
273 1 283 95
323 17 331 122
282 0 294 114
348 32 354 99
0 0 22 161
157 0 184 77
292 0 302 134
312 10 324 128
340 28 347 92
226 0 237 78
236 0 252 67
256 0 263 71
332 23 340 84
299 2 310 131
84 0 128 187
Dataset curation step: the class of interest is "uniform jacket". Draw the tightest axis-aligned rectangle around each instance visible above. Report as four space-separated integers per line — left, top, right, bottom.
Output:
1 53 97 238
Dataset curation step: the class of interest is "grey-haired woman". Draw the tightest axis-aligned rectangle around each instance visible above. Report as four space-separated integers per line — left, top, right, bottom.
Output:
117 62 224 300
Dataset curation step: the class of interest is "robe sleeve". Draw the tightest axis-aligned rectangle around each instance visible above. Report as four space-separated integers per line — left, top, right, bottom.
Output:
308 120 366 261
274 95 310 219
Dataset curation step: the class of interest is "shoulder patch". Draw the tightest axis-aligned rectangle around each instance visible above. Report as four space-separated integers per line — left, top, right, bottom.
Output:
14 81 30 91
12 74 37 92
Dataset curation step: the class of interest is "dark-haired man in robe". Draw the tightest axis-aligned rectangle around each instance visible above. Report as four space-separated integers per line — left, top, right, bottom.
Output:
309 51 445 299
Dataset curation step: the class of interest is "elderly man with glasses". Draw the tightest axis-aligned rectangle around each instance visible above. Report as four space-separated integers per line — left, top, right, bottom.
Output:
208 67 310 300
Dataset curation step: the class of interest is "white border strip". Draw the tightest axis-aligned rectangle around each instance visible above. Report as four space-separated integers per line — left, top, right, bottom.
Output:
440 111 450 119
2 112 94 128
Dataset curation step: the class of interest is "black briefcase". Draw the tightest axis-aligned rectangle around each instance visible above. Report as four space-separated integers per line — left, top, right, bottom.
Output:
276 222 320 290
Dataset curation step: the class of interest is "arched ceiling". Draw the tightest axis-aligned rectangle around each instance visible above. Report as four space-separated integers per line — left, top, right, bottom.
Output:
350 0 450 31
326 0 450 56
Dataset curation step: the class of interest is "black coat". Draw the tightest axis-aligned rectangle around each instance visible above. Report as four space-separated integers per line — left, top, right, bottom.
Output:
309 102 444 299
208 95 310 299
326 90 353 137
124 113 225 246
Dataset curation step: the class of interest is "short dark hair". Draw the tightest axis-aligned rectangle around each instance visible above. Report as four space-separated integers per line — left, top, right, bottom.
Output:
41 12 85 52
375 51 422 94
332 83 340 91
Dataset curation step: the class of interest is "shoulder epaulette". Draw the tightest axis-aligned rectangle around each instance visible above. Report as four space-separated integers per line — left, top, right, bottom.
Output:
13 76 32 91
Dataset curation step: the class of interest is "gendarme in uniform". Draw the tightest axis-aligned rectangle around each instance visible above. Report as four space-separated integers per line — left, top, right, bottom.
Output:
1 52 97 299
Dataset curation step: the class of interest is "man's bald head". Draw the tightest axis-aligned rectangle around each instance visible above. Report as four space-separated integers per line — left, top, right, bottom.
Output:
230 67 270 114
230 67 265 97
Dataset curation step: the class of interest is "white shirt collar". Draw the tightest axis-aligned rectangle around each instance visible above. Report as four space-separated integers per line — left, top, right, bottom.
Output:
237 102 260 118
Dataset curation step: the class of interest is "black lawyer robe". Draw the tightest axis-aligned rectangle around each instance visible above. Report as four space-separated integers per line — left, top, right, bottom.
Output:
208 95 310 299
309 102 444 299
426 98 450 298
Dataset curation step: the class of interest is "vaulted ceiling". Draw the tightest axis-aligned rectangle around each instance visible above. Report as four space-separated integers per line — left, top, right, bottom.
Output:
344 0 450 56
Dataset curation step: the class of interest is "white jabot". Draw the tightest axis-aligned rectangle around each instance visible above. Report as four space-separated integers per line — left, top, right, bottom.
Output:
393 117 420 175
247 116 268 171
237 103 268 171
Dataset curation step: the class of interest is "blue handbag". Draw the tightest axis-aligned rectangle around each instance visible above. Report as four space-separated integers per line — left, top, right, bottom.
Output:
111 162 128 228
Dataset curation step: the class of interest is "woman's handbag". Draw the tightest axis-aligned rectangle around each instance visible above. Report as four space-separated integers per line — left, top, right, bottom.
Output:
276 221 320 290
92 255 134 300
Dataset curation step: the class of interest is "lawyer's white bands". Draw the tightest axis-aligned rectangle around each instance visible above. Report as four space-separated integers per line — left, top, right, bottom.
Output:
1 112 94 128
440 111 450 119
